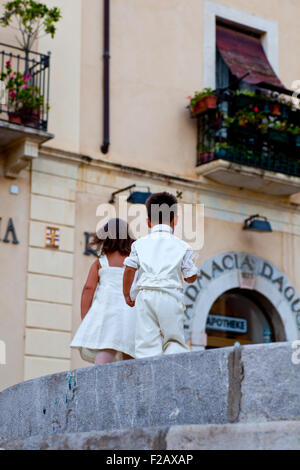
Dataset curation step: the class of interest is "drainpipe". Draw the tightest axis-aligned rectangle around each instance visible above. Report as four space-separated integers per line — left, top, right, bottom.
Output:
101 0 110 154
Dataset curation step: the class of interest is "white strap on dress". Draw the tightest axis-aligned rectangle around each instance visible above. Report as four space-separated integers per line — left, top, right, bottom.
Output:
99 254 109 268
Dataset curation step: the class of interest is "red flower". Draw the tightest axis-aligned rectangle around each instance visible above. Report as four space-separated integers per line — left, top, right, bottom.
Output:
254 107 259 113
6 60 11 67
9 90 16 99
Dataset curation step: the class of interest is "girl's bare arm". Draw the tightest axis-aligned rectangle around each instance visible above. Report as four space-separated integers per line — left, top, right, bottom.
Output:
81 260 100 320
123 266 136 307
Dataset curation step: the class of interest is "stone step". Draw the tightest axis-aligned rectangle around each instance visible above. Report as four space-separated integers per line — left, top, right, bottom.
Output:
0 342 299 443
1 421 300 450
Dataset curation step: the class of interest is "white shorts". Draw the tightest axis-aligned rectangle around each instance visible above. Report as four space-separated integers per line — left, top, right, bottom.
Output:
135 289 189 359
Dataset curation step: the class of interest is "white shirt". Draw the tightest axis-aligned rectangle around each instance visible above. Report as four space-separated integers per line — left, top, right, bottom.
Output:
124 224 198 302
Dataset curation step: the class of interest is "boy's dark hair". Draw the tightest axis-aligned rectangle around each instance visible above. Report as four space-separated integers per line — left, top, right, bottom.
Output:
89 218 135 256
146 192 178 225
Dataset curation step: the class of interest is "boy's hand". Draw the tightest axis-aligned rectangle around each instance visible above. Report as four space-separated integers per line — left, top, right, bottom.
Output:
184 274 198 284
125 295 135 308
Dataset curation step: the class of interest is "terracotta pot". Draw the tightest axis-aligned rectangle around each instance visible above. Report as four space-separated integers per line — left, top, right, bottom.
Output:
193 95 217 115
22 108 40 128
271 104 281 116
205 96 218 109
8 112 22 125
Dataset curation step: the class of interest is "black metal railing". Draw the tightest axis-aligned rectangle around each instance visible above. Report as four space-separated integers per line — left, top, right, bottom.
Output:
195 90 300 178
0 43 50 131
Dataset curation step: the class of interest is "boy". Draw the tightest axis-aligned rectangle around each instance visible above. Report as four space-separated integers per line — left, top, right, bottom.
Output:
123 192 198 358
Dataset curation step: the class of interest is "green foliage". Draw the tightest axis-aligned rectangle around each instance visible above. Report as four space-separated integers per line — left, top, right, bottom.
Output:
1 60 47 111
0 0 61 51
224 103 300 136
188 88 216 108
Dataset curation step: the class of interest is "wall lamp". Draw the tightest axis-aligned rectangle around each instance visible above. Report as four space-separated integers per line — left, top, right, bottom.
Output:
243 214 272 233
109 184 152 204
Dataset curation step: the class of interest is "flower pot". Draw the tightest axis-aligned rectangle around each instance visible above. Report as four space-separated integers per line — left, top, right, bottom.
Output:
205 96 218 109
271 104 281 116
8 112 22 125
193 96 217 115
22 108 40 128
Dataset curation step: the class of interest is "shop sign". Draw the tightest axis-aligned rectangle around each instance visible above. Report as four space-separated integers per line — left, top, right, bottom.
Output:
184 251 300 332
206 314 247 334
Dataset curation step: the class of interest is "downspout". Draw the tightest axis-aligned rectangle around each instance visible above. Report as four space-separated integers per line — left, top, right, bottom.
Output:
101 0 110 154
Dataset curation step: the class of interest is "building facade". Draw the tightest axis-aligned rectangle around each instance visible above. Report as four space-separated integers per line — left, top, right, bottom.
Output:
1 0 300 391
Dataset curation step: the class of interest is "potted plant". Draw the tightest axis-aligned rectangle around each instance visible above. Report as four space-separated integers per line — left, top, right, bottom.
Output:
188 88 217 116
19 85 46 127
0 1 61 56
1 60 48 127
1 60 24 123
225 107 263 142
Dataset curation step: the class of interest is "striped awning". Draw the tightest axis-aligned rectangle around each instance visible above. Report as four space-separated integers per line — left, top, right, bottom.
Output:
216 24 285 90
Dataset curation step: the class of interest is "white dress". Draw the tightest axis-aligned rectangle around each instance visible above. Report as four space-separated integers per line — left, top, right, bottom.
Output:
70 254 136 363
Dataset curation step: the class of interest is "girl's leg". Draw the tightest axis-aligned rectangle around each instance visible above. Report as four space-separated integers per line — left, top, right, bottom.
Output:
95 349 117 365
122 353 134 361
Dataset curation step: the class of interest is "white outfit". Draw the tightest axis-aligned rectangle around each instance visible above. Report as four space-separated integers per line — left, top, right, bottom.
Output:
124 224 198 358
70 254 136 363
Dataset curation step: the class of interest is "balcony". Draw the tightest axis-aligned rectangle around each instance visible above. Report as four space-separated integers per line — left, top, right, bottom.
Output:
193 90 300 195
0 43 53 178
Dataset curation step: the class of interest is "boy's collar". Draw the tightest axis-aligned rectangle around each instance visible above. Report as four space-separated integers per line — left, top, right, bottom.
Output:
151 224 173 234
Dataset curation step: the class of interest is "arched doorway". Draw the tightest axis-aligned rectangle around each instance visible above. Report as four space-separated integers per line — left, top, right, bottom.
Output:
206 288 286 349
184 252 300 349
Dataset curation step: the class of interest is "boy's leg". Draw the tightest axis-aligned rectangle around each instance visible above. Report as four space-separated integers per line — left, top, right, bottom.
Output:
156 293 189 355
135 291 163 358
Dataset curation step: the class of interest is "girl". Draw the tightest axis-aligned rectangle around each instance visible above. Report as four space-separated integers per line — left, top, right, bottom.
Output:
71 218 136 365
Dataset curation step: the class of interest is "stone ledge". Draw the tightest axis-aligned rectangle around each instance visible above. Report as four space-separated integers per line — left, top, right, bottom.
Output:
240 342 300 422
2 421 300 450
0 348 233 442
0 343 299 443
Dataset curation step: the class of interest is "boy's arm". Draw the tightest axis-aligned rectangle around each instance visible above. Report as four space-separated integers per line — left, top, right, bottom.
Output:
123 266 137 307
182 249 198 284
123 242 140 307
81 260 99 320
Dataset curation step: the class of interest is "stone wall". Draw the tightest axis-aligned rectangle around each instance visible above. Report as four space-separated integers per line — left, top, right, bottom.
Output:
0 343 299 444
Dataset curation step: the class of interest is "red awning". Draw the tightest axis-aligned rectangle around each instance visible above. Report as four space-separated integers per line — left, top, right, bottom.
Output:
216 25 284 89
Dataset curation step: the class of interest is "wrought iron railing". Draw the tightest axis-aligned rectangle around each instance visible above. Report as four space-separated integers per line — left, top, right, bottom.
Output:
0 43 50 131
194 90 300 178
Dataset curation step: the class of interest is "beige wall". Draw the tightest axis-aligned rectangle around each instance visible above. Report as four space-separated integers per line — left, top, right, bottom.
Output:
33 0 300 178
1 148 300 385
23 155 78 382
0 167 29 391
